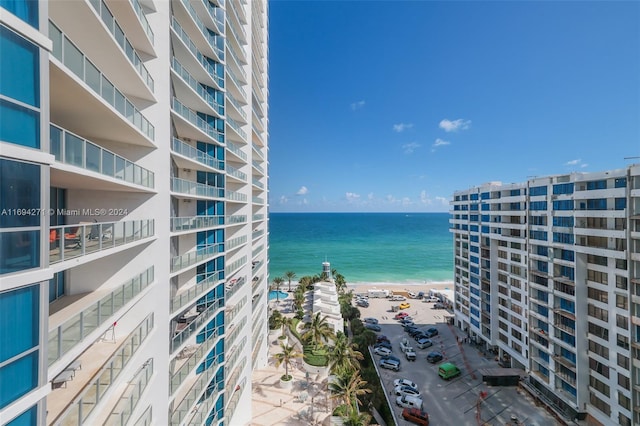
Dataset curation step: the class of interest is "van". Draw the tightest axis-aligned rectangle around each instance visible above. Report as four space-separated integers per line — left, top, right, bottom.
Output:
396 395 423 410
438 362 461 380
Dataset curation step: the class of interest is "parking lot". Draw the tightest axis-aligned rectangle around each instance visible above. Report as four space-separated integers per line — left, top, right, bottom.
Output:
360 295 558 426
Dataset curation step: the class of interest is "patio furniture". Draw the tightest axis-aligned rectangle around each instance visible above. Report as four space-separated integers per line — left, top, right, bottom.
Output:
64 359 82 377
63 227 81 249
52 370 74 388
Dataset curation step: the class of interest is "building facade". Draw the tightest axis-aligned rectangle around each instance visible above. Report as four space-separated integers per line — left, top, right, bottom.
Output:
450 165 640 426
0 0 269 425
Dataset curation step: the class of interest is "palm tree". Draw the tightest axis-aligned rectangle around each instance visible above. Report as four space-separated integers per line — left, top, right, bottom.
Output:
302 312 335 347
329 371 371 409
279 315 293 336
271 276 284 301
284 271 296 292
327 332 364 374
342 405 372 426
274 342 302 381
293 289 305 311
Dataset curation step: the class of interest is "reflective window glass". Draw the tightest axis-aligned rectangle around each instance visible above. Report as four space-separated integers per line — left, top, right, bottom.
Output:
0 99 39 148
0 350 39 409
0 285 39 362
0 0 38 28
0 25 39 106
6 404 38 426
0 159 40 228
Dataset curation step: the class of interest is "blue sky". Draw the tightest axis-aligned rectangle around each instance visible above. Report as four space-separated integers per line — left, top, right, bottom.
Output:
267 1 640 213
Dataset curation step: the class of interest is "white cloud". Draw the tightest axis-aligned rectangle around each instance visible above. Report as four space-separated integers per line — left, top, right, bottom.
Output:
279 195 288 204
435 196 449 205
401 197 412 206
367 192 374 200
565 159 581 166
433 138 450 147
350 100 365 110
402 142 421 154
439 118 471 132
420 190 431 205
385 194 396 203
393 123 413 132
581 163 588 168
296 186 308 195
346 192 361 202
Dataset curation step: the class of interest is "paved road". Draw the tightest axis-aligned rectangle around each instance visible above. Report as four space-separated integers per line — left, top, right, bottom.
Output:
364 297 558 426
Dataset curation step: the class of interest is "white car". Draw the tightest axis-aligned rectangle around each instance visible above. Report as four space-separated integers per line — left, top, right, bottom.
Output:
423 296 439 303
416 338 433 349
396 395 423 410
394 385 421 398
394 378 418 389
391 295 407 301
374 346 392 356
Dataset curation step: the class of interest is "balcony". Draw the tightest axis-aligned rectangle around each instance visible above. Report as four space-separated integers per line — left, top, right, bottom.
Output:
48 267 154 365
171 272 224 314
171 299 224 354
226 190 247 203
171 57 224 116
172 97 224 144
226 276 247 300
226 164 247 182
553 355 576 371
227 214 247 225
49 21 155 145
102 358 153 425
227 116 247 140
171 137 224 172
49 219 154 265
171 177 224 199
226 141 248 161
50 124 154 190
170 16 224 89
47 314 154 425
170 215 224 233
170 243 225 274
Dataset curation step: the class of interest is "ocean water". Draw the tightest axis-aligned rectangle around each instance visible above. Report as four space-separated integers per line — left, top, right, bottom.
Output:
268 213 453 285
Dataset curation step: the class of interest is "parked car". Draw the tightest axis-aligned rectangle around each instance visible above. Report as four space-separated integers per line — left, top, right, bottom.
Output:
380 358 401 371
416 338 433 349
357 300 369 307
433 302 445 309
413 332 429 341
376 335 390 343
399 302 411 310
402 408 430 426
394 385 421 398
374 341 392 350
399 338 413 353
404 325 419 333
382 354 401 363
374 346 392 356
438 362 461 380
394 311 409 319
424 327 439 337
363 317 378 325
401 320 415 328
426 351 444 363
396 395 423 410
394 378 418 389
365 323 382 332
408 328 425 338
405 348 417 361
408 291 418 299
423 296 439 303
391 295 406 301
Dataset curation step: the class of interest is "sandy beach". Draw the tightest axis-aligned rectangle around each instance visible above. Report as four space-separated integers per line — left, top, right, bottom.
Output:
347 280 454 296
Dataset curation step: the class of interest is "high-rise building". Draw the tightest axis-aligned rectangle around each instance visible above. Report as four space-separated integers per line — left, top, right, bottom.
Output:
0 0 269 424
450 165 640 426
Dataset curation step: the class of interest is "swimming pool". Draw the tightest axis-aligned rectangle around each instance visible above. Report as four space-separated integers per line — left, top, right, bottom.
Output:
268 290 289 301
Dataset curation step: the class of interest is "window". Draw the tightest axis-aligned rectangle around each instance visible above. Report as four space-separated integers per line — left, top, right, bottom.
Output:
552 216 574 227
615 198 626 210
0 25 40 148
614 178 627 188
6 405 38 426
530 186 547 196
0 285 40 409
552 200 574 211
587 180 607 190
586 199 607 210
0 1 39 28
0 159 41 274
589 358 610 379
529 201 547 211
553 183 574 195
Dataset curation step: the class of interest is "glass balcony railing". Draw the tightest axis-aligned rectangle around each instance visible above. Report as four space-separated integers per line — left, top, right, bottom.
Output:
170 215 224 233
48 267 154 365
171 177 225 199
226 276 246 300
53 314 154 425
172 97 224 142
50 124 154 188
49 220 155 264
225 190 247 202
202 0 225 36
252 160 264 174
87 0 154 91
226 65 247 99
171 17 224 88
170 346 223 425
226 164 246 181
105 358 153 425
49 21 155 141
226 141 247 161
171 272 224 314
227 93 247 120
171 243 224 273
172 58 224 116
180 0 224 61
226 235 247 250
170 321 223 395
252 178 264 189
252 142 264 159
171 138 224 171
226 42 247 82
130 0 154 44
227 116 247 140
227 215 247 225
171 300 224 354
225 297 247 326
253 196 264 204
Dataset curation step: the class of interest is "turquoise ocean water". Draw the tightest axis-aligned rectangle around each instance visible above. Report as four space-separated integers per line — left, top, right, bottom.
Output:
268 213 453 285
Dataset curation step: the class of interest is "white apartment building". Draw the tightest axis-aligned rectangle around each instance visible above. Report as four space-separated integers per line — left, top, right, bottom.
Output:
450 165 640 426
0 1 269 425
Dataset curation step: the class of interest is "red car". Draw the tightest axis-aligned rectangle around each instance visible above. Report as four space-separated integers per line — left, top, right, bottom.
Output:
402 408 429 425
394 312 409 320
